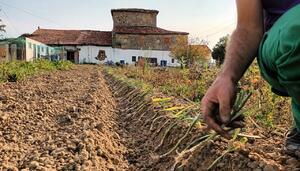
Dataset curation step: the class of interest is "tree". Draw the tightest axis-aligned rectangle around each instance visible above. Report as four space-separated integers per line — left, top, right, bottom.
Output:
170 36 188 68
212 35 229 66
187 44 211 66
170 36 211 68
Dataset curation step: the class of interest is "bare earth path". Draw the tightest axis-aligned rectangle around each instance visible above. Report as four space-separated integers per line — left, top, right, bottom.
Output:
0 65 131 170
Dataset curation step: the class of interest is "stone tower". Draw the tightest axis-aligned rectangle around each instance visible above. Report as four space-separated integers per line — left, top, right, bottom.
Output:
111 8 188 50
111 8 159 27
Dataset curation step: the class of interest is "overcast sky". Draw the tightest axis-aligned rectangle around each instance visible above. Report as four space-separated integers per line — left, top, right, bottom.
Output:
0 0 237 48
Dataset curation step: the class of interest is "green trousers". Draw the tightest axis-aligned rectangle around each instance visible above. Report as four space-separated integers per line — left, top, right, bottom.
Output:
258 4 300 131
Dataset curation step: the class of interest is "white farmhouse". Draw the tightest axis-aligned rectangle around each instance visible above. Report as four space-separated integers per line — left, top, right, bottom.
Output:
24 8 190 67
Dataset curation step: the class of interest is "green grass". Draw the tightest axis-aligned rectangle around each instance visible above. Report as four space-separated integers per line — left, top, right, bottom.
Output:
106 67 154 93
106 66 219 102
0 60 73 82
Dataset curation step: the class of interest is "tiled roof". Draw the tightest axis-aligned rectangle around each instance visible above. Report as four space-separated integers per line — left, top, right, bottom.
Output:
28 29 112 46
111 8 159 14
113 26 189 35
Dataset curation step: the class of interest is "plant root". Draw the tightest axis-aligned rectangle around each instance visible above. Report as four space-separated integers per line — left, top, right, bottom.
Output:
150 116 167 131
172 133 217 170
154 119 171 136
155 122 177 151
160 113 202 158
138 111 147 121
143 112 160 127
184 134 210 151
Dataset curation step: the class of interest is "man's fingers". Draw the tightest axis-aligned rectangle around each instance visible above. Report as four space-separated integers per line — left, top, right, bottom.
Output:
204 115 230 138
227 120 245 128
202 98 230 138
232 115 245 122
219 95 233 124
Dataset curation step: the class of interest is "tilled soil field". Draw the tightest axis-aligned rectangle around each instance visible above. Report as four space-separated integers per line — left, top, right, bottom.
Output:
0 65 129 170
0 65 299 171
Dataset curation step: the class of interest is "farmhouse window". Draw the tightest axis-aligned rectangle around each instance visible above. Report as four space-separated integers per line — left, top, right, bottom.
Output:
28 42 32 49
132 56 136 62
146 58 158 66
172 59 175 63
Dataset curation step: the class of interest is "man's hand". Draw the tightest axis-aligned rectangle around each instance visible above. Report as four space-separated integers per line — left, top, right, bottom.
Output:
201 76 237 138
200 0 263 138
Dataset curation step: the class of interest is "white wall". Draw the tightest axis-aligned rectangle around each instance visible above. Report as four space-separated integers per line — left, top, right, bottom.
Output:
25 38 55 61
78 46 113 64
77 46 180 67
111 48 180 67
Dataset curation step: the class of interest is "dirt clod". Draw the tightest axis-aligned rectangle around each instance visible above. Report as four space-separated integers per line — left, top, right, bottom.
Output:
263 164 276 171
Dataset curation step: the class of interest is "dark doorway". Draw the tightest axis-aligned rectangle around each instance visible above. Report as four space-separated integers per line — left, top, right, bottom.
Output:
33 45 36 59
37 45 41 58
160 60 167 67
120 60 125 65
67 51 75 63
145 57 158 66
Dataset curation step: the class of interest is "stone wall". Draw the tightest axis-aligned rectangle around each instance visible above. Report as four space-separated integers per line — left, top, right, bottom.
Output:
112 12 157 27
113 34 188 51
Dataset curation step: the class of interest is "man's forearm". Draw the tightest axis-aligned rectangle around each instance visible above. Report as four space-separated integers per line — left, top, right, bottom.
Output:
220 27 263 83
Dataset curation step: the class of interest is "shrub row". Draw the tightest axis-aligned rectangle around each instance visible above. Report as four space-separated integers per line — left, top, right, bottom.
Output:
0 60 73 82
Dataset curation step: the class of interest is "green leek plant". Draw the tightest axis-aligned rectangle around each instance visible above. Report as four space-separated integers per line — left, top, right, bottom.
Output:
160 90 254 170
